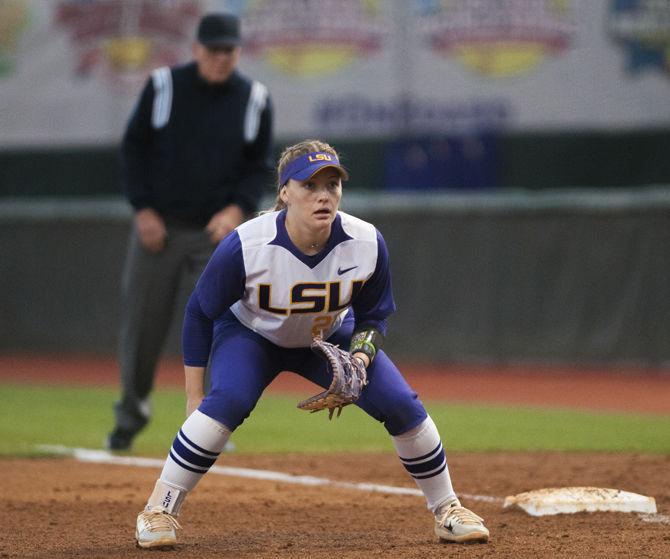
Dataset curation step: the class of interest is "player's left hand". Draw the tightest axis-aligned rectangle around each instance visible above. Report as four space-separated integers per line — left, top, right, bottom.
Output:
297 337 368 419
206 204 244 243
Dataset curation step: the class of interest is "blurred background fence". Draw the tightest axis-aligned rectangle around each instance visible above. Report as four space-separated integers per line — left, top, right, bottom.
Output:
3 189 670 365
1 0 670 366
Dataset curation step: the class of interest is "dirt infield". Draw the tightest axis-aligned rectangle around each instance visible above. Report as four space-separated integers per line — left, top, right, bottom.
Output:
4 452 670 558
2 355 669 557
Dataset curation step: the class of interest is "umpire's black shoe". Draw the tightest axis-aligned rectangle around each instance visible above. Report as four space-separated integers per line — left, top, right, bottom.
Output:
106 427 136 451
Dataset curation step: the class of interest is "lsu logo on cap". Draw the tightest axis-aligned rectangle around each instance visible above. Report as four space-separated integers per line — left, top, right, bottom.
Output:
308 153 333 162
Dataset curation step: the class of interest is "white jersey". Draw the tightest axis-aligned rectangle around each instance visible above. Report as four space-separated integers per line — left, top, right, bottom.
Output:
183 209 395 362
231 210 379 347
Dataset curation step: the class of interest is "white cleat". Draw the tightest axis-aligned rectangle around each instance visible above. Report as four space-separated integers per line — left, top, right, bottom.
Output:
135 506 181 548
434 499 489 543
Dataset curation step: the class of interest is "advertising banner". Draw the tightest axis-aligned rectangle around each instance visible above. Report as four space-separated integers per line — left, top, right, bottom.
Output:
1 0 669 146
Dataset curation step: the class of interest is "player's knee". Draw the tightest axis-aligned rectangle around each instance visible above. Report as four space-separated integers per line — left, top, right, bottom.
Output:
381 393 427 437
198 389 255 432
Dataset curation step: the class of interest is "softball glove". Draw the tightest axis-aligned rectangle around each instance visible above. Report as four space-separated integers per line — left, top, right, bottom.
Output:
297 337 368 419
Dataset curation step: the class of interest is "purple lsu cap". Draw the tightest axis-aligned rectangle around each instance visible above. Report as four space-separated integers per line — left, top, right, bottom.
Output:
280 152 349 186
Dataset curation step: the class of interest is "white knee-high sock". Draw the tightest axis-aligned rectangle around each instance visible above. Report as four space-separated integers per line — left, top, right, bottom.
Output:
146 410 231 515
392 415 456 513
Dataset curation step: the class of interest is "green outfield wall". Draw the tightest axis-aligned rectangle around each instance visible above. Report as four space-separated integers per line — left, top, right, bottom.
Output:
2 188 669 365
1 130 670 197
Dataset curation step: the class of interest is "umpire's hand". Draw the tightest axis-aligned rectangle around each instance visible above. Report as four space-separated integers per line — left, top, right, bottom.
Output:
135 208 167 252
206 204 244 244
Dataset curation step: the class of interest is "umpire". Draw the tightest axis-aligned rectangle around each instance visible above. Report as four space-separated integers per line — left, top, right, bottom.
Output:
108 12 274 450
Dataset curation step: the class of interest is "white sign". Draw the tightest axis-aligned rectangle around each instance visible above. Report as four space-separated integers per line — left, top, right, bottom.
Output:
1 0 669 146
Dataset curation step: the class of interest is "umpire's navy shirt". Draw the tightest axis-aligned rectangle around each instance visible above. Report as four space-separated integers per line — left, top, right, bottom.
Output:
121 62 274 227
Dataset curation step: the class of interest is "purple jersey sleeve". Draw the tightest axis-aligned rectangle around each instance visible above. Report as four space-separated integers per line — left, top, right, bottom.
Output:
182 231 246 366
352 230 396 335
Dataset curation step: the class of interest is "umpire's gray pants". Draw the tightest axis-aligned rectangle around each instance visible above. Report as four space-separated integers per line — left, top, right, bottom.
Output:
114 223 214 433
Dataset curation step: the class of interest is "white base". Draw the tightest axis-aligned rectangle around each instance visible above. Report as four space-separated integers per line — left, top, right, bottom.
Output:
503 487 657 516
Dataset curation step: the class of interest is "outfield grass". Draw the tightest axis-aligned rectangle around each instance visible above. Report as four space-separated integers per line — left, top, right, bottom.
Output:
1 383 669 456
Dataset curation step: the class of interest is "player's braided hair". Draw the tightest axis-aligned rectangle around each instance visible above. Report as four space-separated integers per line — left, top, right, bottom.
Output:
267 139 345 212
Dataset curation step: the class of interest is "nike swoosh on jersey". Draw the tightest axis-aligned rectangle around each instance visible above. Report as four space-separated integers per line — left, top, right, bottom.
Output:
337 265 358 275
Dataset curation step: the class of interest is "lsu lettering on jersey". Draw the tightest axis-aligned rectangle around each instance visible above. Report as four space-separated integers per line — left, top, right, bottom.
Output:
182 210 395 365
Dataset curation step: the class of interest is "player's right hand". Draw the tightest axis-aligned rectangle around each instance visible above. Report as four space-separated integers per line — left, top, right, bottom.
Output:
135 208 167 252
184 366 206 417
186 395 204 418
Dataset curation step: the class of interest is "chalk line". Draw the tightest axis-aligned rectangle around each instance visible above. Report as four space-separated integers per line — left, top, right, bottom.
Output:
35 444 501 504
35 445 670 524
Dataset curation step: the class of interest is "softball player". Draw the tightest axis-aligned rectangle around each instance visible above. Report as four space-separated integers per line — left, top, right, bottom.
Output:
135 139 489 548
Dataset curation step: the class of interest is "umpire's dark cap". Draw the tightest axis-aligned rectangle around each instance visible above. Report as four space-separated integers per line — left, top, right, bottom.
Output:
197 13 241 47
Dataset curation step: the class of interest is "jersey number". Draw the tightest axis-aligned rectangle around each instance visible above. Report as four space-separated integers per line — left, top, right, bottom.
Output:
311 315 334 338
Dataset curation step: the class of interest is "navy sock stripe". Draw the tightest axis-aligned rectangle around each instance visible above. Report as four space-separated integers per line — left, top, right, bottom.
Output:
179 429 219 457
172 436 218 469
399 442 442 464
402 449 446 475
412 462 447 480
169 450 208 474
